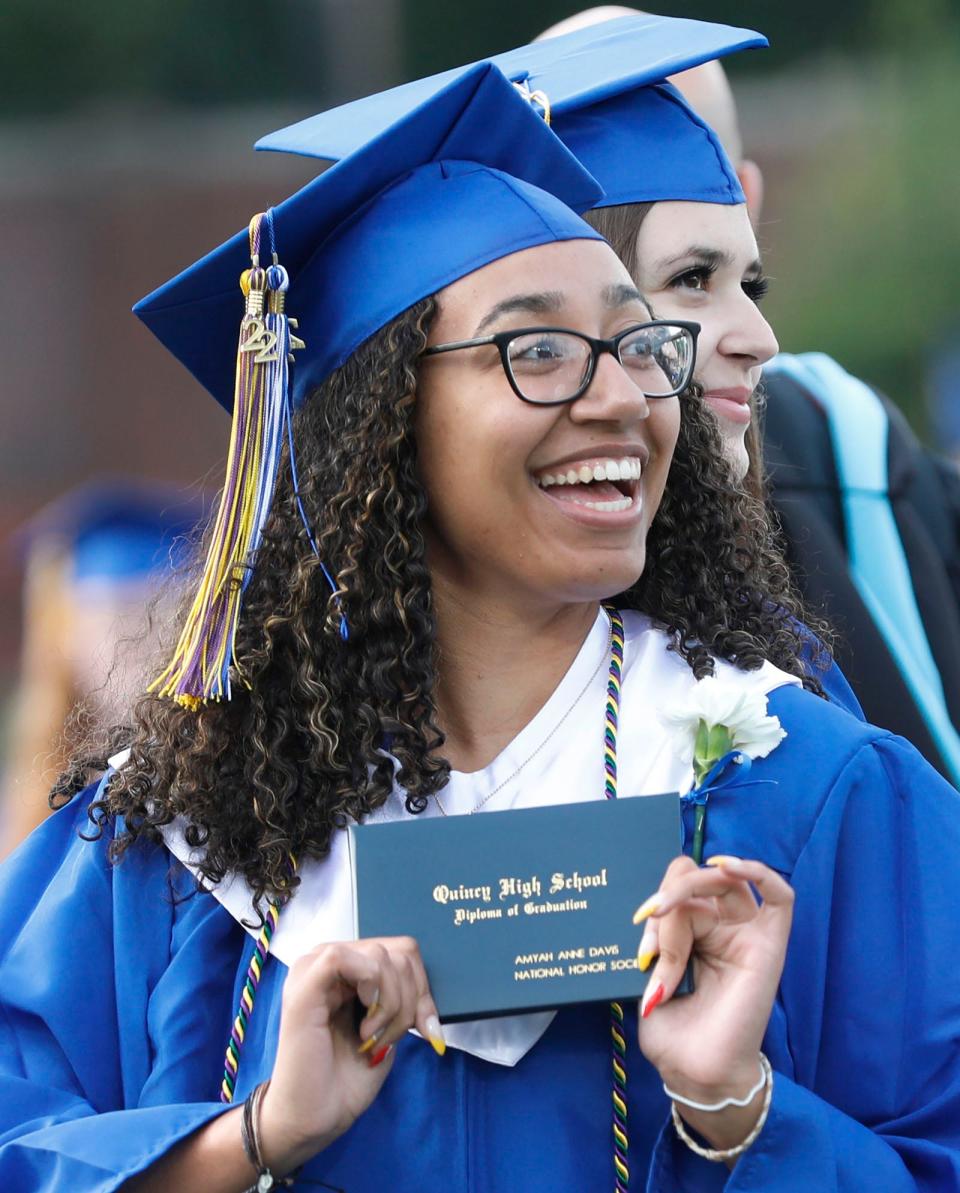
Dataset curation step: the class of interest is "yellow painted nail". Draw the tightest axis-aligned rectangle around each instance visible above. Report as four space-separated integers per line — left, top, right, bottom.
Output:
425 1014 446 1057
705 855 741 868
357 1030 380 1056
631 893 662 925
637 948 657 973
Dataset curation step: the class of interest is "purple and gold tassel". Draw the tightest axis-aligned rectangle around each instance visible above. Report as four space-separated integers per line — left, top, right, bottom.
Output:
151 213 305 707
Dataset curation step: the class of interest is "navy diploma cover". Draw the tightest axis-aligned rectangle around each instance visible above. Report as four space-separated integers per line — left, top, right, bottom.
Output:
349 794 684 1021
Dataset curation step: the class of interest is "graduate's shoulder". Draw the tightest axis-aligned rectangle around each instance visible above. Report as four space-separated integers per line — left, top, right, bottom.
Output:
768 680 882 757
0 770 187 917
787 617 864 719
765 680 954 802
714 682 956 874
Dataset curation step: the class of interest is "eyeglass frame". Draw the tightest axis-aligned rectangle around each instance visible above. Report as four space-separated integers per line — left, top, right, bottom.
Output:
420 320 701 406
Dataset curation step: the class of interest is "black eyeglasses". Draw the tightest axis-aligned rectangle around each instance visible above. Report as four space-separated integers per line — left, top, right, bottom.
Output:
421 321 699 406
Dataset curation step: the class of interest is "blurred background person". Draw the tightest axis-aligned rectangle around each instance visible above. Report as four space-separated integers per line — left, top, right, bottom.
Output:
0 480 200 855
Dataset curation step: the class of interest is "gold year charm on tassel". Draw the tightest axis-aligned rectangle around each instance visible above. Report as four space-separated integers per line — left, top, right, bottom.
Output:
240 318 280 364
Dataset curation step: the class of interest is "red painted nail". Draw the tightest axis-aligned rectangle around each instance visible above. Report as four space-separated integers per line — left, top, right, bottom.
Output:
369 1043 393 1068
642 983 665 1019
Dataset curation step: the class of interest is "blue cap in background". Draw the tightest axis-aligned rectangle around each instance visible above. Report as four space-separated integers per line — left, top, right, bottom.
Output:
14 479 203 583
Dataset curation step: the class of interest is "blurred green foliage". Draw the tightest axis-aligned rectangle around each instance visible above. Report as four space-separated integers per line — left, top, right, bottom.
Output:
0 0 318 113
4 0 958 113
405 0 957 76
764 50 960 432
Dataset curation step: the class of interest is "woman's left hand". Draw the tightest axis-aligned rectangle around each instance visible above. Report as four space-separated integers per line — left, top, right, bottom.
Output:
633 855 794 1150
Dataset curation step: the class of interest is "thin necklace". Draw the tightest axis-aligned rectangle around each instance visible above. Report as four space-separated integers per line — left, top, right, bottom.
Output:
434 615 615 817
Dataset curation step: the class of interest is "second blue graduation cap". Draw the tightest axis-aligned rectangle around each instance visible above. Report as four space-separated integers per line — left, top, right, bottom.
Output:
257 13 766 208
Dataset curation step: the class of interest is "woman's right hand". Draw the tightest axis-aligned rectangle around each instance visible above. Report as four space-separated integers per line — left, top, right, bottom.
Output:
257 936 444 1175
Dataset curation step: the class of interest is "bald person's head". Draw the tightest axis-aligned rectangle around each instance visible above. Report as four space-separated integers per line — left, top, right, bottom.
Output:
536 6 763 217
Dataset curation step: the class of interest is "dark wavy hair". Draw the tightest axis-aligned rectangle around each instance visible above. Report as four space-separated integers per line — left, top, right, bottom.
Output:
60 287 828 913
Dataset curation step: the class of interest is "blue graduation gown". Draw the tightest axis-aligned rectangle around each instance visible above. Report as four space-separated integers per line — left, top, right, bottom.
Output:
817 656 863 718
0 684 958 1191
794 619 864 720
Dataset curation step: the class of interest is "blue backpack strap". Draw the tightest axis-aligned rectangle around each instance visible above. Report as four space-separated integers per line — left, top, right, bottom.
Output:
766 352 960 784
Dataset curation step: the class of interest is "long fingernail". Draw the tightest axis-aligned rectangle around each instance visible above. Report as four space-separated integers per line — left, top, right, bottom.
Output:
369 1042 393 1068
636 925 657 972
425 1014 446 1057
637 948 656 973
366 987 381 1018
357 1029 381 1056
705 855 741 868
632 893 662 925
641 982 665 1019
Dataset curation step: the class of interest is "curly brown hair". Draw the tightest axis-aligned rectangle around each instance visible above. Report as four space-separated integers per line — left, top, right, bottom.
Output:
60 287 828 914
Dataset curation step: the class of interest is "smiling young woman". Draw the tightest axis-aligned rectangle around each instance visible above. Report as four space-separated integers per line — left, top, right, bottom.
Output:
418 245 679 602
585 198 778 486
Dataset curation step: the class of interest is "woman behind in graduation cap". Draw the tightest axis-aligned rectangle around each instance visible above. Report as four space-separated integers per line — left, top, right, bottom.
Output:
1 60 959 1193
532 8 960 785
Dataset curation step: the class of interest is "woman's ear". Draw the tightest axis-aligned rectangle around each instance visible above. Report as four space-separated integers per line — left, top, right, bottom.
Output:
738 160 765 226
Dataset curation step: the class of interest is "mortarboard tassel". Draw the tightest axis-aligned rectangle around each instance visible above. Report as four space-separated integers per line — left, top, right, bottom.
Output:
151 213 307 707
260 217 349 643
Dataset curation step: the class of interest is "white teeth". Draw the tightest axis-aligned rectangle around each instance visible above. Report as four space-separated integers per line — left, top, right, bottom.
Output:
581 496 633 512
536 456 643 489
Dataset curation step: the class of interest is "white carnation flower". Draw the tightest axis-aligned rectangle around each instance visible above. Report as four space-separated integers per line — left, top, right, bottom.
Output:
661 675 786 772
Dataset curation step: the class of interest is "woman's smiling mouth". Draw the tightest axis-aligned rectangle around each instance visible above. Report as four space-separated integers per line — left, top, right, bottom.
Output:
533 455 643 515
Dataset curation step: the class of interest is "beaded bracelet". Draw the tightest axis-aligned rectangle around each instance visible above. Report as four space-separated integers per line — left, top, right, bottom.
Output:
670 1053 773 1163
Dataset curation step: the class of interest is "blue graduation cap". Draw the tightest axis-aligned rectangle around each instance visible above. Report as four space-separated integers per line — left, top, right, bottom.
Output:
256 12 766 207
132 62 605 707
136 63 602 412
14 479 203 583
